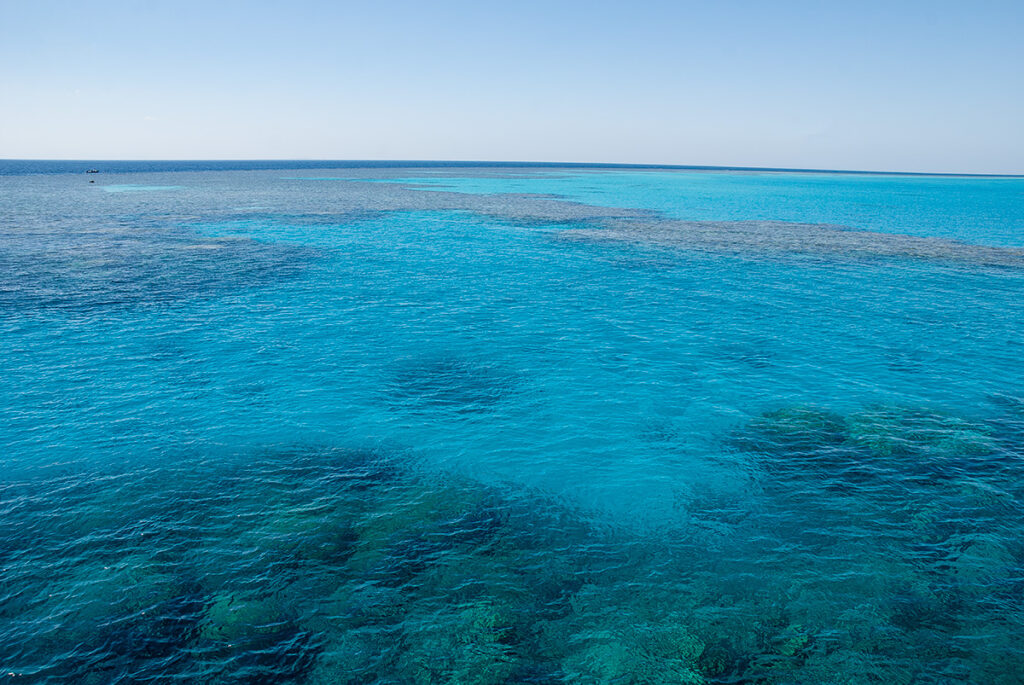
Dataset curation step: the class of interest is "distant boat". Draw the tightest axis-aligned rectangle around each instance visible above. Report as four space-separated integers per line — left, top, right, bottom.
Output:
85 169 99 174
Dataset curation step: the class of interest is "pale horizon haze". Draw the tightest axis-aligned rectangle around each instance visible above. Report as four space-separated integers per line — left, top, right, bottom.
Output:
2 0 1022 174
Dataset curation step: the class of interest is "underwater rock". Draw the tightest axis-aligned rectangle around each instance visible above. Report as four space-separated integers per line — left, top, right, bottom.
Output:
359 489 524 592
736 406 874 496
739 404 1007 494
16 554 209 681
547 583 708 684
945 535 1018 587
305 629 389 685
953 479 1020 519
887 585 964 632
28 552 184 645
15 426 1024 683
505 662 567 684
395 599 519 685
694 641 743 681
326 582 407 629
229 445 401 497
773 623 811 658
559 641 635 683
414 547 529 607
243 500 359 567
3 225 312 314
221 627 323 684
347 479 489 575
440 496 511 547
743 406 848 455
371 532 456 588
795 649 915 685
559 633 706 685
275 446 402 492
197 588 324 683
845 407 996 463
654 624 707 664
200 590 293 643
99 579 207 661
988 394 1024 454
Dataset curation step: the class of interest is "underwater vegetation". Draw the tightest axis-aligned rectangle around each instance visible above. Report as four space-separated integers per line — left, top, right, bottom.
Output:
2 401 1023 684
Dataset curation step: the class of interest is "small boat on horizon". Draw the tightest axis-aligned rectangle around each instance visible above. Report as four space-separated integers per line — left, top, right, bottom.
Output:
85 169 99 173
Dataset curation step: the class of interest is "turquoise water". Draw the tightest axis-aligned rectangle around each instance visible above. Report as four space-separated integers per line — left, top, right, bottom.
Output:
383 171 1024 246
2 164 1024 683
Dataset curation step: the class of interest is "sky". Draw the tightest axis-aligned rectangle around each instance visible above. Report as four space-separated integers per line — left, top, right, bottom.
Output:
1 0 1022 174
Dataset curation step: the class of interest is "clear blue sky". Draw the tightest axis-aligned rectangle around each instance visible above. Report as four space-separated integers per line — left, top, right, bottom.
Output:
2 0 1021 173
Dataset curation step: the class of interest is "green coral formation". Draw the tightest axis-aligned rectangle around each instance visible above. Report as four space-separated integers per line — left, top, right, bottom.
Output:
345 480 487 574
774 623 809 657
845 407 997 460
746 406 848 452
559 626 707 684
395 600 518 685
743 404 998 467
561 638 705 684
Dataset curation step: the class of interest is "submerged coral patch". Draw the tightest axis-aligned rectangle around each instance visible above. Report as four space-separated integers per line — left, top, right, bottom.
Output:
4 410 1023 683
559 217 1024 268
0 227 311 313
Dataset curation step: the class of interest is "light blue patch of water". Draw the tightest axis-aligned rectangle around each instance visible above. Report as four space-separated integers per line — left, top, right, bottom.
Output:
383 170 1024 247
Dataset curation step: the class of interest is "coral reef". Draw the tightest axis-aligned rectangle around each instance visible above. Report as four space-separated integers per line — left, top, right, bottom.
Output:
3 406 1023 683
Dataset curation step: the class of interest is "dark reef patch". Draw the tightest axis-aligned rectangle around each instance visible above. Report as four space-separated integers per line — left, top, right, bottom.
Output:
558 217 1024 268
0 225 313 316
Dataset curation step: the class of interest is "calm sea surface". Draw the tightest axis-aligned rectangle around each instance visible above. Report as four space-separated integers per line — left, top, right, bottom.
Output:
2 162 1024 683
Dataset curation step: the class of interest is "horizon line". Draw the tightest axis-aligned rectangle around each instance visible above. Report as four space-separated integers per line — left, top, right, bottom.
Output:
2 158 1022 178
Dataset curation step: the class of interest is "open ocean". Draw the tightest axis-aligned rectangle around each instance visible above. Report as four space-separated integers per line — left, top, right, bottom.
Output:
2 161 1024 683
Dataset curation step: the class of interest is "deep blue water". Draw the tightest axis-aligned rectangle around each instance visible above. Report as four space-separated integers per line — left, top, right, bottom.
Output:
2 162 1024 683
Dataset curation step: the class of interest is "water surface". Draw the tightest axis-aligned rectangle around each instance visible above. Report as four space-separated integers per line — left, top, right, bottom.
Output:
2 162 1023 683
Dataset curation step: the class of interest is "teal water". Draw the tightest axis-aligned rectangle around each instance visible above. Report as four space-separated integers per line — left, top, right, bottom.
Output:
2 164 1024 683
383 170 1024 246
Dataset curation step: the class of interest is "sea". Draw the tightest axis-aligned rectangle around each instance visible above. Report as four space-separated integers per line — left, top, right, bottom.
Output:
2 160 1023 683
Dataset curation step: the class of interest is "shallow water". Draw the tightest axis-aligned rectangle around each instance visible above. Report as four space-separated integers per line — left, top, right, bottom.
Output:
2 163 1024 683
